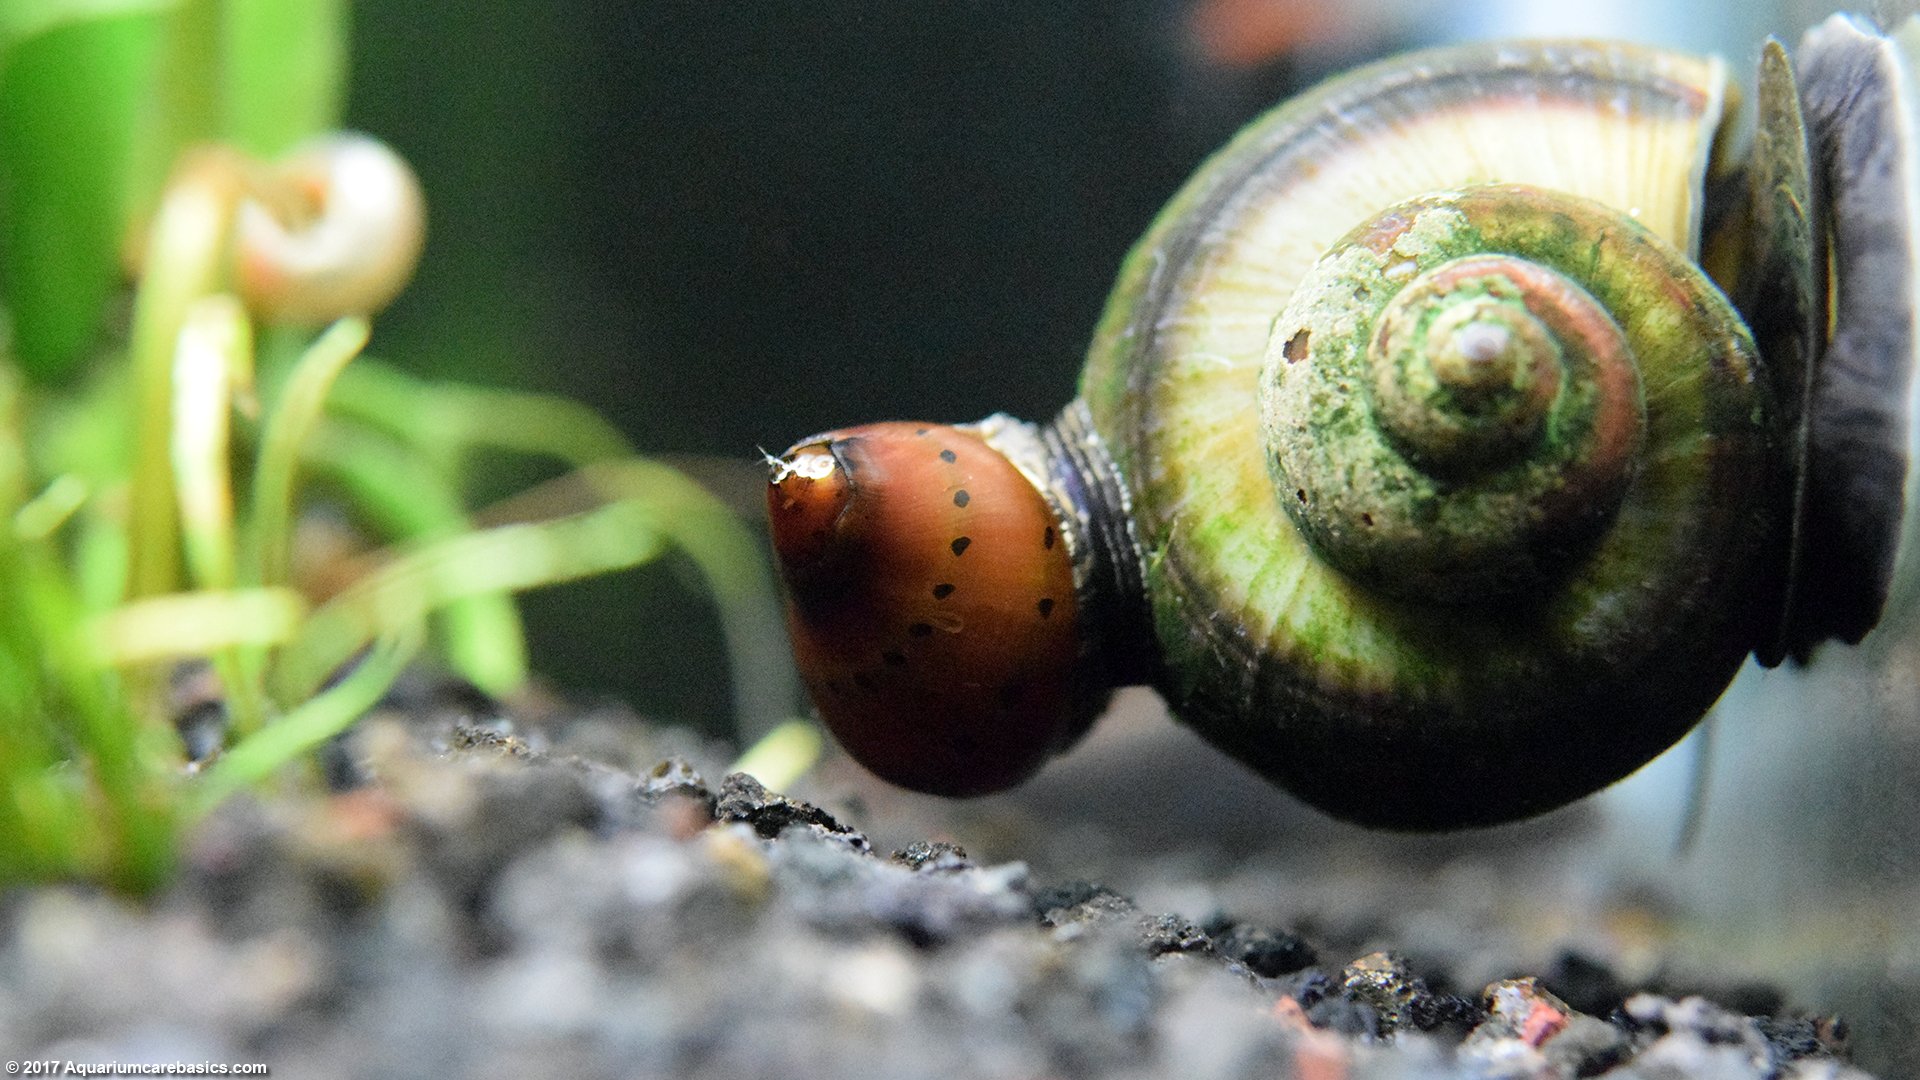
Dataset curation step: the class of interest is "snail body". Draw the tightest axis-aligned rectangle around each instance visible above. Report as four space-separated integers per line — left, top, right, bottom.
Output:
767 421 1088 796
768 23 1919 828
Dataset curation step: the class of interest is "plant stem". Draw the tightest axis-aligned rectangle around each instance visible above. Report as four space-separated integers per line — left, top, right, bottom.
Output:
127 150 243 600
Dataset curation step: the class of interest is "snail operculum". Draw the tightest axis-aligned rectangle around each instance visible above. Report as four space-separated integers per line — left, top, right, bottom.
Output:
1757 15 1920 658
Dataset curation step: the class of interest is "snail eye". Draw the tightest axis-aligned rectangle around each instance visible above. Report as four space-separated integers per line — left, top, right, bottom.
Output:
765 421 1084 796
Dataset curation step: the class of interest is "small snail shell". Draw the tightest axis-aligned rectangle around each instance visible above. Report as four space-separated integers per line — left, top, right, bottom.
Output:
767 32 1917 828
235 133 426 323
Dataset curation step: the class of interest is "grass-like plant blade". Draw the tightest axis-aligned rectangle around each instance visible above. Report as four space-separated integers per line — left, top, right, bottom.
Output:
250 316 370 588
189 623 419 818
327 360 635 470
170 293 272 734
125 151 241 599
727 719 824 793
299 424 529 697
171 294 249 593
0 358 171 890
1 0 175 57
323 364 801 738
141 0 216 186
88 587 307 665
14 474 89 542
576 461 798 742
220 0 347 157
21 544 175 893
272 488 673 706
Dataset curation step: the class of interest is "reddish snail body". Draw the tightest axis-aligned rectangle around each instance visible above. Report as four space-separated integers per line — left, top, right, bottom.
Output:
767 18 1920 829
768 422 1086 795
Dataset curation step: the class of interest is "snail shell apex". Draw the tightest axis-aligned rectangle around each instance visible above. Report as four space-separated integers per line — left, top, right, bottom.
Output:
1264 188 1661 602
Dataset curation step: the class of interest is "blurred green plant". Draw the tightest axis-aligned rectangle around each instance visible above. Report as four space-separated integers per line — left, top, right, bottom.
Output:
0 0 800 892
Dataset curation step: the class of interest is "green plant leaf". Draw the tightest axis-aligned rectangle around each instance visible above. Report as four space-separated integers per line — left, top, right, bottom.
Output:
172 293 250 593
250 316 369 588
0 0 174 59
190 622 419 817
576 461 798 741
328 360 637 471
271 487 674 705
86 587 307 664
300 423 530 697
124 150 242 599
0 12 164 381
221 0 348 157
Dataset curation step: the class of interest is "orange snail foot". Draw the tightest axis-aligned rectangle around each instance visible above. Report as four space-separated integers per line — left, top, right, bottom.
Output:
766 421 1084 796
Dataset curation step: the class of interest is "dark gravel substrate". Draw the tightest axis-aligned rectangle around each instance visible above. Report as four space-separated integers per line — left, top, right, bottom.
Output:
0 690 1878 1079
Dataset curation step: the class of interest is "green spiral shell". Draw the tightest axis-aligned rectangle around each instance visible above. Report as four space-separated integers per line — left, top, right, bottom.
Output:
1077 41 1779 828
1263 186 1701 605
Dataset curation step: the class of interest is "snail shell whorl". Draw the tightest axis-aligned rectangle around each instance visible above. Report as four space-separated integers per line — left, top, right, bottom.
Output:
1263 187 1659 603
235 133 426 323
1079 41 1776 828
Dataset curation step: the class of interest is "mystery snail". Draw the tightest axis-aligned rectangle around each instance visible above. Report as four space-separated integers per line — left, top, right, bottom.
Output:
765 17 1920 829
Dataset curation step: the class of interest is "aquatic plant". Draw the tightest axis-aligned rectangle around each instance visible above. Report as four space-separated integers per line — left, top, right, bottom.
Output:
0 0 795 891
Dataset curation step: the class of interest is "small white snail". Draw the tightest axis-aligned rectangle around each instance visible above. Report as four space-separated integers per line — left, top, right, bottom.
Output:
234 132 426 323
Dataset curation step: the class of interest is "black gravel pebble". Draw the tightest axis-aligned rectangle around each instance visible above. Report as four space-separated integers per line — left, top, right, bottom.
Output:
1211 923 1317 979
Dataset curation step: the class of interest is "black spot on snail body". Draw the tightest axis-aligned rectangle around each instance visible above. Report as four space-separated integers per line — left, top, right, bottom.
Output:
764 30 1917 826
